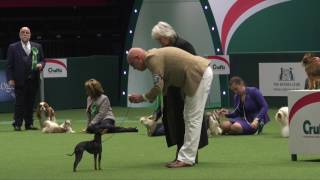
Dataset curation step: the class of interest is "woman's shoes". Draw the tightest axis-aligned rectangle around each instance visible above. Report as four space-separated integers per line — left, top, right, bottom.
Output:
257 121 264 135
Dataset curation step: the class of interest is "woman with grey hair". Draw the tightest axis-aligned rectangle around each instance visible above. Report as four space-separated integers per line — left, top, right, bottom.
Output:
147 21 208 165
151 21 196 54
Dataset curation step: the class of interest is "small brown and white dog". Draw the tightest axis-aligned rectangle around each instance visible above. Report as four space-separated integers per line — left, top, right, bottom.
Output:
42 119 75 133
37 101 75 133
204 110 223 137
302 53 320 89
275 106 289 138
43 119 75 133
37 101 56 128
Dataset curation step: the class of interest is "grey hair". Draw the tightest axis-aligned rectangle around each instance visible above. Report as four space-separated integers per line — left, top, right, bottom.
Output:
151 21 177 41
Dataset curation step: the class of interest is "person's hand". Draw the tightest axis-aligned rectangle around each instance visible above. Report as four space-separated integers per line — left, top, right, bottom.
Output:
36 63 43 71
81 128 87 133
251 118 259 129
218 108 228 115
8 80 15 87
128 93 145 103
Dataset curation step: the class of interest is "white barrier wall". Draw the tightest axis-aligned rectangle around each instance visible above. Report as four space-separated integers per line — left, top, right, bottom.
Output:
288 90 320 160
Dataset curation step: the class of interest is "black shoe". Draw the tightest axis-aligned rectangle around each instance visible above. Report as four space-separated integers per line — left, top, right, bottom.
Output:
25 125 38 130
13 126 21 131
257 121 264 135
12 123 21 131
195 153 199 164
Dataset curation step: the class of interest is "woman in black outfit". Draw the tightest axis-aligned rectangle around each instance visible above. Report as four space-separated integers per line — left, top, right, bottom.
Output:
150 21 208 164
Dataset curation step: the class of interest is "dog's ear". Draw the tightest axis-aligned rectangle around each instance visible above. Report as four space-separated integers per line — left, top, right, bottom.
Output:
276 112 282 120
47 107 55 118
302 52 316 66
44 102 50 109
147 115 155 121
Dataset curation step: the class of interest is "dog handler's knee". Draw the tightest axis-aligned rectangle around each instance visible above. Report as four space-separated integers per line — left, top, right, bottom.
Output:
230 123 243 134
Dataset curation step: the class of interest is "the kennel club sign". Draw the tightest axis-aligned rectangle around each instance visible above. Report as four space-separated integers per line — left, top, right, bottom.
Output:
259 63 307 96
207 55 230 75
288 90 320 158
43 58 67 78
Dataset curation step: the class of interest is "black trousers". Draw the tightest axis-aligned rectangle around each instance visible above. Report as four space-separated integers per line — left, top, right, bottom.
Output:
13 78 39 128
86 119 115 134
86 119 138 134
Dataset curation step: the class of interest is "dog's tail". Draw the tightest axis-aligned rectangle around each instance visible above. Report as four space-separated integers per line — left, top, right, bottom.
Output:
66 152 75 156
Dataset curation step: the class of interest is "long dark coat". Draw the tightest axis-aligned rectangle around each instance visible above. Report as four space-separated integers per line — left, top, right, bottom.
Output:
162 36 208 149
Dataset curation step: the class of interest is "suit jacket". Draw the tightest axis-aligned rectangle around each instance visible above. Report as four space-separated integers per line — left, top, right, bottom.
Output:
86 94 115 126
6 41 44 86
144 47 210 102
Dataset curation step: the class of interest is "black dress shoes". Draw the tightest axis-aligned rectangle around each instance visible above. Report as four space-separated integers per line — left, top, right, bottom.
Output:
25 125 38 130
12 123 21 131
13 126 21 131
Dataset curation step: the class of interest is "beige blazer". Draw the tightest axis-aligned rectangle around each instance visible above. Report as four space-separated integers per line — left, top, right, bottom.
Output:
144 47 210 102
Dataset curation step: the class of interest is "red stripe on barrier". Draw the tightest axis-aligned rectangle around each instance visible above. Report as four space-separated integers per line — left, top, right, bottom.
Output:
207 55 230 67
45 59 67 70
289 92 320 124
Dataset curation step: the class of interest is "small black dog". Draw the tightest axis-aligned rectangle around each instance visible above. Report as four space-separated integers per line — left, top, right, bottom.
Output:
67 133 102 172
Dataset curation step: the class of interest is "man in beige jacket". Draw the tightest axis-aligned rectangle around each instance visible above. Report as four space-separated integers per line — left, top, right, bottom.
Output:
128 47 213 168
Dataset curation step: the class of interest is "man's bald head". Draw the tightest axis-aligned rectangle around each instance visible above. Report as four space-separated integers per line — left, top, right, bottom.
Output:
19 26 31 44
127 47 147 71
127 48 145 62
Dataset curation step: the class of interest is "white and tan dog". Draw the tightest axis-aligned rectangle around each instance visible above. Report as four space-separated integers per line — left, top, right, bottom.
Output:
37 102 75 133
140 115 161 136
42 119 75 133
275 106 289 138
204 110 223 137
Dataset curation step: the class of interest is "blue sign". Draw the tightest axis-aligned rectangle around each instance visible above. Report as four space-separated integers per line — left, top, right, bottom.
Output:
0 70 15 102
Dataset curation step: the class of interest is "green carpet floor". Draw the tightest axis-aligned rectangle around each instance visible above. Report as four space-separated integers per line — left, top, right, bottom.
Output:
0 108 319 180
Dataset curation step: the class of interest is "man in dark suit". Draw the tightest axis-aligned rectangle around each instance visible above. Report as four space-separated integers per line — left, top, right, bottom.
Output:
6 27 45 131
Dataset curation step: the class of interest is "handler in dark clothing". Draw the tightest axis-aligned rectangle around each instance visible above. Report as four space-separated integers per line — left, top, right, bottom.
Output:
6 27 45 131
151 21 208 163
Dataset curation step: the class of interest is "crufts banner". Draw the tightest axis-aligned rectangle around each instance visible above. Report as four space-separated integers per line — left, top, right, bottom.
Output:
288 90 320 157
208 55 230 75
0 70 15 102
259 63 307 96
43 58 68 78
